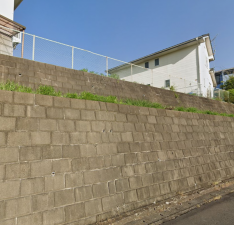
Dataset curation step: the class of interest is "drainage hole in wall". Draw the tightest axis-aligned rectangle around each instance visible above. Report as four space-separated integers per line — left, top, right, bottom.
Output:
19 73 22 76
51 172 55 176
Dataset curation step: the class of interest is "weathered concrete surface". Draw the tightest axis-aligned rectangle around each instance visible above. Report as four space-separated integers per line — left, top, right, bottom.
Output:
163 192 234 225
1 53 234 114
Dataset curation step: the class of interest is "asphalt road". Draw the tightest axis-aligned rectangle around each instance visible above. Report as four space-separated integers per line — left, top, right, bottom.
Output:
163 192 234 225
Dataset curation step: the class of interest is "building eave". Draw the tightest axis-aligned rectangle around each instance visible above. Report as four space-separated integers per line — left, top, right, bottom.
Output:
14 0 23 10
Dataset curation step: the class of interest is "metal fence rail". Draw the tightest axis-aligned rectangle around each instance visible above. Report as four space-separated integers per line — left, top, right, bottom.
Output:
0 25 226 100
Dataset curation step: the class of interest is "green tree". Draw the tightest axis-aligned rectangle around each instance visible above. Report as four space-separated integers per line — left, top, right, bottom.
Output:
223 76 234 90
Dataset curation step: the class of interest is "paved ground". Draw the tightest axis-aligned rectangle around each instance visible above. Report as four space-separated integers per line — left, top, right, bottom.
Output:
163 192 234 225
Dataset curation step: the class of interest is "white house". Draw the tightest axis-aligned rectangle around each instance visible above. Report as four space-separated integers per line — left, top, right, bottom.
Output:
109 34 216 97
0 0 25 56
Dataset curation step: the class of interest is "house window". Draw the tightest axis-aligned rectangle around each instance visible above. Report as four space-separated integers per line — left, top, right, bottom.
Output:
165 79 170 88
155 58 159 66
145 62 149 68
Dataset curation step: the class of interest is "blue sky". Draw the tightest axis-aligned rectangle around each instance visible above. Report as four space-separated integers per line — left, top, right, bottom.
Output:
14 0 233 71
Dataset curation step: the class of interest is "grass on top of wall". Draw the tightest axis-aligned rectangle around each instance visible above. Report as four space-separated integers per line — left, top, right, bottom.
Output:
1 81 234 118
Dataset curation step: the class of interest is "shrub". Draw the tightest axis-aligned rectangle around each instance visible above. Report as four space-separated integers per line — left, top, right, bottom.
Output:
36 85 62 96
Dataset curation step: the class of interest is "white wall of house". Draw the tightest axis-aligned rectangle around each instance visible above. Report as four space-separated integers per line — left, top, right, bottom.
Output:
0 0 14 20
0 34 13 55
112 41 214 97
198 41 214 97
114 44 199 94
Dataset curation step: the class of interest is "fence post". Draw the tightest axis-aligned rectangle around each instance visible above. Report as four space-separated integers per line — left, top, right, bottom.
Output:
131 64 133 82
72 46 74 69
219 89 221 99
21 30 25 58
106 57 108 77
32 35 35 61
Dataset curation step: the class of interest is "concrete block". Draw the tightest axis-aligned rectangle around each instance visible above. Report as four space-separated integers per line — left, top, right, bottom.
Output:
122 166 135 177
7 132 31 146
16 118 39 131
86 100 100 110
81 110 96 120
160 182 171 195
117 143 130 153
5 196 31 219
149 184 161 197
42 145 62 159
109 133 121 142
39 119 57 131
31 160 52 177
32 193 54 212
21 177 44 196
0 132 6 146
75 185 93 202
35 94 53 106
45 174 65 192
52 132 69 145
27 106 46 118
115 178 130 192
43 208 64 225
72 158 89 172
87 132 102 144
54 189 75 207
47 107 64 119
0 117 15 131
0 219 16 225
84 167 121 184
93 182 109 198
0 180 20 200
112 154 125 166
64 203 85 222
96 111 115 121
91 121 106 132
129 176 143 189
17 213 43 225
62 145 80 158
89 156 104 169
70 132 87 144
152 172 164 183
6 162 30 179
14 92 34 104
64 108 80 120
65 173 83 188
85 198 103 216
134 164 146 174
54 96 70 108
76 121 91 132
71 99 86 109
102 193 124 212
137 187 150 200
53 159 71 173
116 113 127 122
121 132 133 142
130 142 142 152
31 132 51 145
97 143 117 155
124 123 135 132
124 190 138 203
0 90 13 103
125 153 137 165
58 120 75 131
80 144 96 157
3 104 25 117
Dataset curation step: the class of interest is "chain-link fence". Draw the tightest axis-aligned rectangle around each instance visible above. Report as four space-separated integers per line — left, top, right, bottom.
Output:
0 25 219 99
213 89 229 102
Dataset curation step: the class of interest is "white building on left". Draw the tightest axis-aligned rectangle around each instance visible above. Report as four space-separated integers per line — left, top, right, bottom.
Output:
0 0 25 56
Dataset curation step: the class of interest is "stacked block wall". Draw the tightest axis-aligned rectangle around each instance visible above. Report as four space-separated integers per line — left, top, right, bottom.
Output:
1 53 234 114
0 90 234 224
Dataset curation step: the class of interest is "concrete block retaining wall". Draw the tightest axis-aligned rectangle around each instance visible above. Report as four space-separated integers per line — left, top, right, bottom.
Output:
0 90 234 224
1 53 234 114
